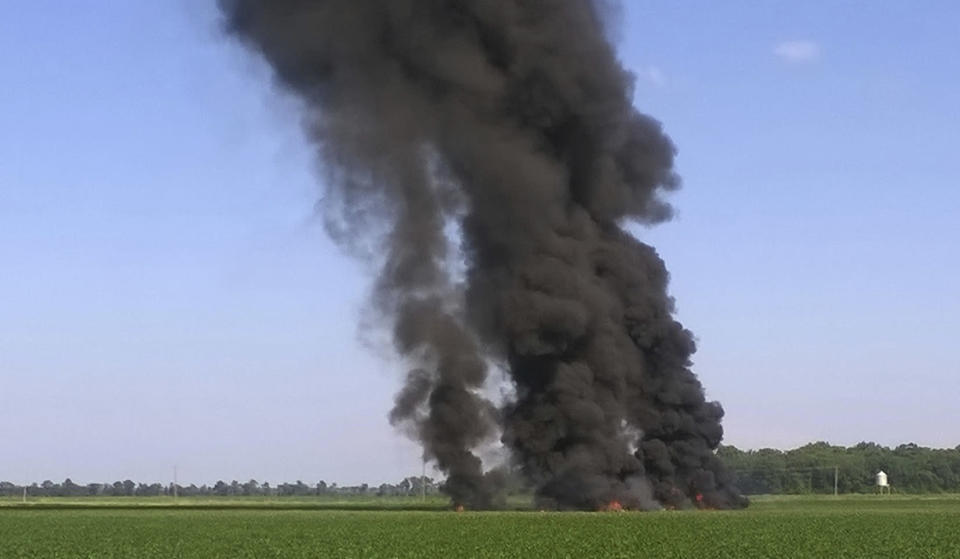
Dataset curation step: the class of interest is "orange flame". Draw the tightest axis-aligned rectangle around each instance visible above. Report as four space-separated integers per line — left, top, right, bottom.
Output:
601 500 624 512
694 493 714 510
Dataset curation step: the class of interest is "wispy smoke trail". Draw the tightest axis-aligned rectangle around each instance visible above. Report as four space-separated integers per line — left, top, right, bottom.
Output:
219 0 746 510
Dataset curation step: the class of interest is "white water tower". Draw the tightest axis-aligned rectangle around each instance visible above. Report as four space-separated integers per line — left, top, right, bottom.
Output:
876 470 889 494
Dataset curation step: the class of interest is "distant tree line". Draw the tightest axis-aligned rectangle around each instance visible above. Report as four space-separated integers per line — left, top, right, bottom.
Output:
7 442 960 498
0 476 440 498
719 442 960 494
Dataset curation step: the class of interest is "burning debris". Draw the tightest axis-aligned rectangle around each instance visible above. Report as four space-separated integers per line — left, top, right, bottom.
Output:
219 0 747 511
601 501 624 513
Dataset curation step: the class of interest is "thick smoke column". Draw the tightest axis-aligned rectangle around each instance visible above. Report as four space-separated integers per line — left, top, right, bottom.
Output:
220 0 746 510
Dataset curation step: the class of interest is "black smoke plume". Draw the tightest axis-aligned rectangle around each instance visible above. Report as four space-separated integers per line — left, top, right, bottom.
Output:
219 0 747 510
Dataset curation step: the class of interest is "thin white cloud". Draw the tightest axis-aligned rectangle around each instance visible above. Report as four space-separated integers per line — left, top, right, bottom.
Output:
774 40 821 63
638 65 666 87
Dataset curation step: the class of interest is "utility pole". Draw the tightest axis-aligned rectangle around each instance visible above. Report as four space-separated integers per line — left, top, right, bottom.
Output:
421 460 426 502
173 466 178 501
834 466 838 497
22 486 27 504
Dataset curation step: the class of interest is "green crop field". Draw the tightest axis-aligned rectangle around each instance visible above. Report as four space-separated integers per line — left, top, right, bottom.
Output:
2 495 960 558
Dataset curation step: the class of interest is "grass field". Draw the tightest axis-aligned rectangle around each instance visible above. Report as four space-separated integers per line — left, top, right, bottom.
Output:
2 495 960 558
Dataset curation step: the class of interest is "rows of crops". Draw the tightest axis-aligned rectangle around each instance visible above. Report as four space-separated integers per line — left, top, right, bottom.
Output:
2 496 959 558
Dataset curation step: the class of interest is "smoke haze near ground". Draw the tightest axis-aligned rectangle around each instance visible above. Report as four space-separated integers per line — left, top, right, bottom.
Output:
219 0 746 510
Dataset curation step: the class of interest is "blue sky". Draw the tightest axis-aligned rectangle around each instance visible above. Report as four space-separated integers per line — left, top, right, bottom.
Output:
1 1 958 485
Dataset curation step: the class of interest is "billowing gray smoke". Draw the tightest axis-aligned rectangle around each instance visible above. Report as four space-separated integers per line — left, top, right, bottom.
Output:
219 0 746 510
